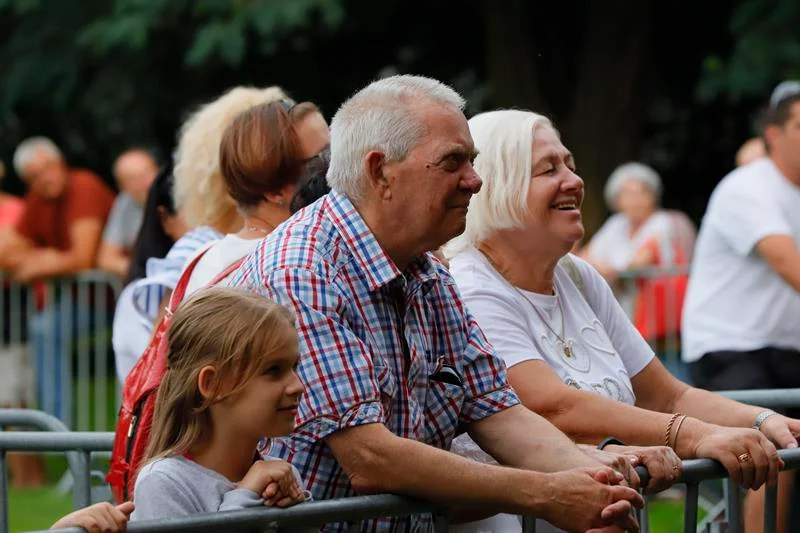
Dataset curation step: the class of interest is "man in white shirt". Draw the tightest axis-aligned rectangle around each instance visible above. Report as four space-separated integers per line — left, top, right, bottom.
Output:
683 80 800 391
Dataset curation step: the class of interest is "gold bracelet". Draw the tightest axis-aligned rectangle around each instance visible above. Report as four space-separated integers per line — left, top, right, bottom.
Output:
665 413 683 448
671 415 688 450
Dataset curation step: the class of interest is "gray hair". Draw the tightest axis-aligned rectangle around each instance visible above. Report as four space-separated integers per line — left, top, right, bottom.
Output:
326 74 465 202
603 162 662 211
13 137 63 177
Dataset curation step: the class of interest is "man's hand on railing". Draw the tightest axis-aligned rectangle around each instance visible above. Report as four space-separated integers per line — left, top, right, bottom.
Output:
601 444 682 493
50 501 134 532
538 467 643 533
579 445 641 489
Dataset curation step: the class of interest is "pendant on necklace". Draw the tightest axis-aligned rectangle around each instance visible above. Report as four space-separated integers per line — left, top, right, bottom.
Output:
563 342 573 358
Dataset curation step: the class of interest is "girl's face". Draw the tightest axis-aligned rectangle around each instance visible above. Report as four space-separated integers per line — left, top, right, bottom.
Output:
213 323 304 441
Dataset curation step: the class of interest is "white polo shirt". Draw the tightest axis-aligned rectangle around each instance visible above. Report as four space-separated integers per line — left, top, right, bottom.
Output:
682 158 800 362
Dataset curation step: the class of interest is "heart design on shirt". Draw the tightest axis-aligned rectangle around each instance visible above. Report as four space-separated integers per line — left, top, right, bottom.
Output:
579 319 618 357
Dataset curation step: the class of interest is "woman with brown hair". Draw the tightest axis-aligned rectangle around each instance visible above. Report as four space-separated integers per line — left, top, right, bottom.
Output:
178 98 330 294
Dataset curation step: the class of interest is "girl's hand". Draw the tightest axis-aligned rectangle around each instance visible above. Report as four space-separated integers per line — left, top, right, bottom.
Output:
239 460 305 506
51 501 134 532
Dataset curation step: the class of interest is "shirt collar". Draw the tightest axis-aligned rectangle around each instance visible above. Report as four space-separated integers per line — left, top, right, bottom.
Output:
325 190 441 292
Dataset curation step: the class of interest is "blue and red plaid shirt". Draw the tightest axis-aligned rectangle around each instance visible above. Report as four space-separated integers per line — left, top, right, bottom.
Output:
230 190 519 532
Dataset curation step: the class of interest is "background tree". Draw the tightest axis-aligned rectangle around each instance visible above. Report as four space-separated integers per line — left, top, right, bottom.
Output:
1 0 796 234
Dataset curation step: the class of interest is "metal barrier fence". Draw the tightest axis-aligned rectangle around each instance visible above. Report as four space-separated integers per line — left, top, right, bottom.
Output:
2 398 800 532
617 265 690 382
0 271 122 431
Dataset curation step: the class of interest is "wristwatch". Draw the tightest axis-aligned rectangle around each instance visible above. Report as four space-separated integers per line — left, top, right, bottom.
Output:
753 410 778 431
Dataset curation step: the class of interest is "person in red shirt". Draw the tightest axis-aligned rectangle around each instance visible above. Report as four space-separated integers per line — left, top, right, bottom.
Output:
0 137 114 430
0 137 114 279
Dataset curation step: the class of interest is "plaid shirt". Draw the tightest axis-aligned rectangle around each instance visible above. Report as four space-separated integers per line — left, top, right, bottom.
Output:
230 191 519 532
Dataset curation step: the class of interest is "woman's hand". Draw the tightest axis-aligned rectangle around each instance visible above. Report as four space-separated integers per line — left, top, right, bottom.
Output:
758 414 800 449
604 444 681 493
682 420 782 489
579 444 641 489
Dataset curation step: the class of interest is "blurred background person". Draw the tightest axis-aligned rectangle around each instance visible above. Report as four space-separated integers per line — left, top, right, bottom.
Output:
0 159 37 488
736 137 767 167
97 148 159 278
0 137 113 424
682 80 800 533
580 162 695 377
112 162 189 383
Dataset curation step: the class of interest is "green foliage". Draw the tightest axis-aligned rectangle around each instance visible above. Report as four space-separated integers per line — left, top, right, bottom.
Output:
698 0 800 102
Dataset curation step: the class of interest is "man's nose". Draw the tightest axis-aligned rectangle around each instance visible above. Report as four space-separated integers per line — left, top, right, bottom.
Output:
460 169 482 194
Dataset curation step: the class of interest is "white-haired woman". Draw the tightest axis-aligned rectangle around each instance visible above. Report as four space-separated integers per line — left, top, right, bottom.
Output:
112 85 286 382
447 109 796 532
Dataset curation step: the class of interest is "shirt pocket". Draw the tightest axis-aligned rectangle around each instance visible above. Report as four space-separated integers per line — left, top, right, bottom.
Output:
422 356 465 448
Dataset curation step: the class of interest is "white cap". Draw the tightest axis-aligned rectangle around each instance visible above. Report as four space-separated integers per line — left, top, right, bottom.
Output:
770 81 800 109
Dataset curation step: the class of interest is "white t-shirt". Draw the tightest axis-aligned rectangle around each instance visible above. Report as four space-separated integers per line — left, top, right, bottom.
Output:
448 249 654 533
451 249 654 399
586 210 675 271
682 158 800 363
182 234 262 297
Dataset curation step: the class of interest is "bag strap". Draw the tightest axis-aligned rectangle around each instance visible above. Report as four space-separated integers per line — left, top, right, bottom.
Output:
168 246 213 313
208 256 246 287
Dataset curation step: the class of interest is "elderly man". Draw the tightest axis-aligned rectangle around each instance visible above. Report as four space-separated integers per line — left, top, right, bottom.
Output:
0 137 113 422
232 75 643 532
97 148 159 278
1 137 114 278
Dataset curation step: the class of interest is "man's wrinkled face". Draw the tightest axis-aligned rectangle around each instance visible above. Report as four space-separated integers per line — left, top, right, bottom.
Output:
381 102 483 253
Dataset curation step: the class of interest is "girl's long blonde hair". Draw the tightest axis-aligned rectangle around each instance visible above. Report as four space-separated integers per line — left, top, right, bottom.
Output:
143 287 295 464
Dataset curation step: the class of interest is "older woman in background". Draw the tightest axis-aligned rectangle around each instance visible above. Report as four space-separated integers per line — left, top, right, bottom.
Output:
447 109 796 532
581 162 695 368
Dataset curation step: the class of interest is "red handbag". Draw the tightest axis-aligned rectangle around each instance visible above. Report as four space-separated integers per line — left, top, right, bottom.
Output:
106 249 244 502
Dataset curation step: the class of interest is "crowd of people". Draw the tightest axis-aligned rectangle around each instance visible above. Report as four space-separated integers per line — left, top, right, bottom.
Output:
0 74 798 533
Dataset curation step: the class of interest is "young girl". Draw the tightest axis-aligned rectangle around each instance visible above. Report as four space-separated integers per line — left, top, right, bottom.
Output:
131 287 308 520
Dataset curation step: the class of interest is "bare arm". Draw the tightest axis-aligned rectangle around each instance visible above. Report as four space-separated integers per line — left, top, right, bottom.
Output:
96 241 131 278
467 404 607 471
756 235 800 293
325 422 642 531
0 229 33 270
14 218 103 280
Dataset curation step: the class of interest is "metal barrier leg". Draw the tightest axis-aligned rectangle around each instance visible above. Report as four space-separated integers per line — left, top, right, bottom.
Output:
73 450 92 510
0 449 8 533
764 483 778 533
684 483 699 533
725 478 742 533
640 494 649 533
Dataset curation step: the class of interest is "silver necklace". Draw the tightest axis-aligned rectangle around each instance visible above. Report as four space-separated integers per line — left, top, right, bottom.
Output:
515 288 574 358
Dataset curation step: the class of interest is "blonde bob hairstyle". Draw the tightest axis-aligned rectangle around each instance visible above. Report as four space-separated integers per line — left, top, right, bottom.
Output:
444 109 554 258
173 86 287 230
143 286 296 464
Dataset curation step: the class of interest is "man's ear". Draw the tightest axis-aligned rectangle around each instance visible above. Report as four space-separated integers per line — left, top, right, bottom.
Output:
763 124 782 151
364 150 392 200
